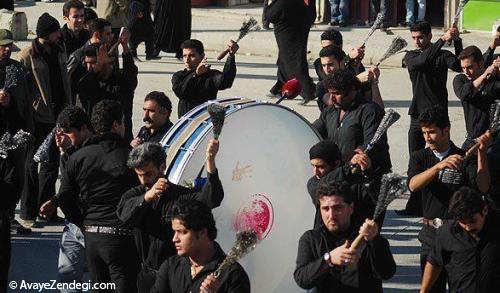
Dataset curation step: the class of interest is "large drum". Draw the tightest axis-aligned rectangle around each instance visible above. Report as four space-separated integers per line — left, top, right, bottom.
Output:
160 97 320 292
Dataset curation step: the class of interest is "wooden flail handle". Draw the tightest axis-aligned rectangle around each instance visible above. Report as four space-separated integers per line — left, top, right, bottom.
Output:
217 48 230 61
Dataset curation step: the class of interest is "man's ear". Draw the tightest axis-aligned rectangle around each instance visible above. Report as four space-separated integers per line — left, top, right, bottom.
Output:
160 163 166 174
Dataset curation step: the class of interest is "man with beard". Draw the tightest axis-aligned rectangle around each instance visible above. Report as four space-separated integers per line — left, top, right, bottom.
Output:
60 0 89 57
153 0 191 59
19 13 73 228
453 46 500 150
74 31 137 142
117 141 223 292
313 69 391 196
266 0 316 105
0 29 32 235
294 181 396 292
398 21 462 216
172 39 238 117
407 106 491 293
56 100 140 292
130 91 173 148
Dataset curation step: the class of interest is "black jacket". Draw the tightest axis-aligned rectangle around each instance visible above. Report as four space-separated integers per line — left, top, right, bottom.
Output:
136 120 173 144
58 132 139 228
116 170 224 271
453 73 500 141
313 96 392 175
150 242 250 293
404 38 462 118
0 157 17 217
294 225 395 293
172 56 236 118
59 24 90 57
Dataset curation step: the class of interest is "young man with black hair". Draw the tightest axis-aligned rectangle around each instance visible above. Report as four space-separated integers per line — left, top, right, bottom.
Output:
453 45 500 150
39 106 93 291
117 140 223 292
307 140 375 229
130 91 173 148
60 0 89 56
150 200 250 293
75 32 138 142
172 39 238 117
294 181 395 292
420 187 500 293
313 69 391 190
407 106 491 293
19 13 73 227
399 20 463 216
56 100 140 292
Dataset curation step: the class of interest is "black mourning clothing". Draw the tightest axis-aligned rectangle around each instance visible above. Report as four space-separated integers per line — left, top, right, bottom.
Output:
150 242 250 293
294 225 395 293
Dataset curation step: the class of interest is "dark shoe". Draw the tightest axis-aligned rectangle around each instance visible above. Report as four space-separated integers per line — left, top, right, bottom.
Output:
10 219 32 235
329 20 339 26
298 99 311 106
339 21 347 27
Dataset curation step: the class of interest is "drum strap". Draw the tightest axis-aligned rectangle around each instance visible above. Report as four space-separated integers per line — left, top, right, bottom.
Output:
165 99 252 172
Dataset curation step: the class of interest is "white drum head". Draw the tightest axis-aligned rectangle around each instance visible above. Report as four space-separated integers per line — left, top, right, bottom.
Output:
162 99 320 292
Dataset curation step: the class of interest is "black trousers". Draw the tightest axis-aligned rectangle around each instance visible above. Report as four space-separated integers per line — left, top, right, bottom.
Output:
404 117 424 215
0 217 11 293
20 122 59 221
129 18 155 57
84 232 139 293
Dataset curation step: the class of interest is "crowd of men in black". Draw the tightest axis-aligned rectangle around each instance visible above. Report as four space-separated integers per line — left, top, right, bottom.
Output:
0 0 499 292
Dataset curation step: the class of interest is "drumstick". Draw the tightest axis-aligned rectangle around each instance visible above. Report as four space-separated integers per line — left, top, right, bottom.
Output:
207 102 226 139
276 78 302 104
349 174 407 252
362 13 384 47
447 0 469 45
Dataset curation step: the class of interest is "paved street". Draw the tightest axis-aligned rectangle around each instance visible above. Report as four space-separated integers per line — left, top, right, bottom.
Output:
7 1 496 292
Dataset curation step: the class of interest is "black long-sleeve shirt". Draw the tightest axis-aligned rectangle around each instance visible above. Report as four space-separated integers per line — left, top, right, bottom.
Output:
116 170 224 271
58 132 139 228
453 74 500 140
313 96 392 175
428 217 500 293
172 56 236 118
0 157 17 217
483 46 498 67
294 225 395 293
150 242 250 293
405 38 463 118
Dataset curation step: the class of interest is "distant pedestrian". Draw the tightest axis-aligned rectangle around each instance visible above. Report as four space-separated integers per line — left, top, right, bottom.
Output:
128 0 157 60
153 0 191 59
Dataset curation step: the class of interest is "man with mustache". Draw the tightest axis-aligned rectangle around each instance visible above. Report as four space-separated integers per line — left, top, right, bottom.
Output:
117 140 223 292
407 105 491 293
130 91 173 148
19 13 73 228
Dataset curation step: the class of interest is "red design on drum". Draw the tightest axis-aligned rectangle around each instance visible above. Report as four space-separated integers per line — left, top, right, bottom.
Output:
234 194 274 240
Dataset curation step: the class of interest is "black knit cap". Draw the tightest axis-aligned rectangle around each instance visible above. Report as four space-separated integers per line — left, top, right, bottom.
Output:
36 13 61 38
309 140 341 166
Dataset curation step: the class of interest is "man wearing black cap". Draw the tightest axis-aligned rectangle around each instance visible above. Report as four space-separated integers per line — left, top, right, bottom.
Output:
19 12 73 227
0 29 33 235
307 140 377 228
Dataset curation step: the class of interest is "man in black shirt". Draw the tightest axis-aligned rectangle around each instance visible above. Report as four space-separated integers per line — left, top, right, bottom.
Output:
75 37 138 142
421 187 500 293
294 181 395 293
407 106 491 293
483 26 499 67
172 39 238 117
313 69 391 184
60 0 89 57
130 91 173 148
453 45 500 150
57 100 140 293
117 140 224 292
400 21 463 216
150 200 250 293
